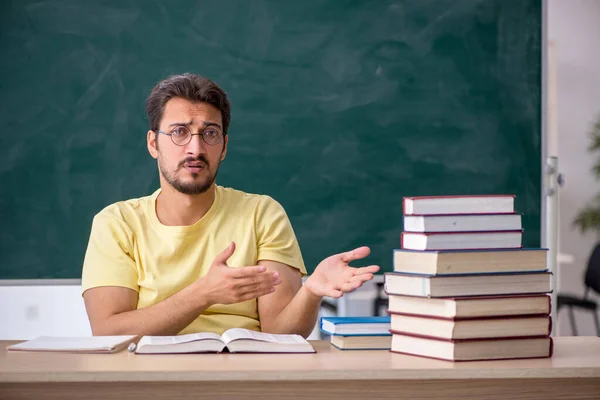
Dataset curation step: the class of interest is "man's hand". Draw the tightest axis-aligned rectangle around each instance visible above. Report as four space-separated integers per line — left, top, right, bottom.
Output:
197 242 282 306
304 246 380 298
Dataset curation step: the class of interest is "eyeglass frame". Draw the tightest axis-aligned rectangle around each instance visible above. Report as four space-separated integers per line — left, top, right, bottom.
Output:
155 125 225 146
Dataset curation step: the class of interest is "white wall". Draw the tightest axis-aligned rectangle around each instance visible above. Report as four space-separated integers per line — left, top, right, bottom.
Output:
0 285 91 340
548 0 600 336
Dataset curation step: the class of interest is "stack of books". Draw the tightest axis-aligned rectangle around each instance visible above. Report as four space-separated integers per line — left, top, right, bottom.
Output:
319 316 392 350
385 195 553 361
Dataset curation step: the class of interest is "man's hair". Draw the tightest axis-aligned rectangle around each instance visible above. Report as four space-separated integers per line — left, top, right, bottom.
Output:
146 73 231 135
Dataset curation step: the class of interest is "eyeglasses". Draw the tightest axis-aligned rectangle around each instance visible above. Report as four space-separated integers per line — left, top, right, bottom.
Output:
156 125 224 146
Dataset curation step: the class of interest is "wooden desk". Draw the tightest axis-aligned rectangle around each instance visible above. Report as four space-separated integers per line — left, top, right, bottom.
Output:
1 337 599 400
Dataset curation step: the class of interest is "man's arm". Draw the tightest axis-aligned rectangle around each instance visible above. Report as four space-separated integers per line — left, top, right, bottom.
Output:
84 283 211 336
258 247 380 338
84 242 280 336
257 261 321 338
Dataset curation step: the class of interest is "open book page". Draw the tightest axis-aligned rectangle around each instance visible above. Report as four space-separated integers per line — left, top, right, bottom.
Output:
137 332 222 347
221 328 308 344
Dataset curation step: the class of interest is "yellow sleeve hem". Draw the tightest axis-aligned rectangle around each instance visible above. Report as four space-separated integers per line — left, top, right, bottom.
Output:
257 251 307 276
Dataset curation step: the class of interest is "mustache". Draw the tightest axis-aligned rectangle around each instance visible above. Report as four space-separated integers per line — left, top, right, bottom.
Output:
178 155 209 169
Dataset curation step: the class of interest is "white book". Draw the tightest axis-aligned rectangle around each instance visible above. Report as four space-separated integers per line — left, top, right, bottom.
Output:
403 213 522 233
134 328 315 354
403 195 515 215
401 231 522 251
6 335 138 354
384 272 552 298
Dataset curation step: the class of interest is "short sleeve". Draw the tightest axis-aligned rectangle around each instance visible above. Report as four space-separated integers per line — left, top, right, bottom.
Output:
81 210 139 294
255 196 307 275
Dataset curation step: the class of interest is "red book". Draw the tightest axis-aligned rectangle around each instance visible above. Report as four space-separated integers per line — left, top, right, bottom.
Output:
403 195 515 216
390 331 553 362
388 311 552 340
387 294 551 319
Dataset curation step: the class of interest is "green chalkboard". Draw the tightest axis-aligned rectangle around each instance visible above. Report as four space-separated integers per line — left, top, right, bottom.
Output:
0 0 542 279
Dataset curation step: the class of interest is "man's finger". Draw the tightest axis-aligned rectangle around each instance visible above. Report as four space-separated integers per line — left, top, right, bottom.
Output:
239 283 277 301
340 246 371 263
236 273 281 288
353 265 380 275
213 242 236 266
230 265 268 278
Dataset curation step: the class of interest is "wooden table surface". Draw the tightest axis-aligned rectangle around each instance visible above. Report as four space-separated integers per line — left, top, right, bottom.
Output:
1 336 599 399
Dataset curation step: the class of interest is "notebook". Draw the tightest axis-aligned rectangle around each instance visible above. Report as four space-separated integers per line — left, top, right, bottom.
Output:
134 328 315 354
6 335 138 354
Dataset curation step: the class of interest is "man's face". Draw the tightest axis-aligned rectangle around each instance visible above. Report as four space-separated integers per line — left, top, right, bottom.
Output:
147 97 228 195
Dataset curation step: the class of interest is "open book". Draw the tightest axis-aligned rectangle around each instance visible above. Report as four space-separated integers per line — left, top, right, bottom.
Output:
134 328 315 354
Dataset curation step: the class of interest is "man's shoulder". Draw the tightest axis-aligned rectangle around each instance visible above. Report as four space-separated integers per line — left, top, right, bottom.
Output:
218 186 287 217
94 190 158 224
218 186 276 206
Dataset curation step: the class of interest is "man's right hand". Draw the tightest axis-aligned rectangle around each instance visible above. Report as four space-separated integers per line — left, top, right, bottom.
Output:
196 242 281 306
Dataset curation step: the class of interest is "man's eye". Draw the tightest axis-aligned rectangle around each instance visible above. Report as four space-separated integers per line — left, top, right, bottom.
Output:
172 127 189 137
204 130 218 137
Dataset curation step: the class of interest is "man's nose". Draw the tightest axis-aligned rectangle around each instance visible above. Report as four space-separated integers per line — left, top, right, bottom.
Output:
185 134 207 155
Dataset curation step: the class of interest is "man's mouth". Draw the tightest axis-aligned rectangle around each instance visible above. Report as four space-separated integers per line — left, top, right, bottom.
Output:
183 162 206 172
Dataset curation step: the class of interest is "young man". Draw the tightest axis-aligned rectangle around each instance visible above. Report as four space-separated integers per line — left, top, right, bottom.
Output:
81 73 379 338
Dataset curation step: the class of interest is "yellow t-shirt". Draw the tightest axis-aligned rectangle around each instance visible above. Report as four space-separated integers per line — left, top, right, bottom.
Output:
81 186 306 335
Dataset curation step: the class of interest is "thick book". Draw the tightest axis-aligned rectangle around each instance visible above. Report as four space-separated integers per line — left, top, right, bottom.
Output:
329 335 392 350
387 294 551 319
390 332 553 362
384 271 552 298
134 328 315 354
389 312 551 340
6 335 138 354
320 316 391 336
403 213 522 233
393 248 548 275
401 231 523 251
402 195 515 216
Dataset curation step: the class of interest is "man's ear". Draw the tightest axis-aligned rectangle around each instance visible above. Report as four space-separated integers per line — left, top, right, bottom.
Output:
220 135 228 161
147 130 158 159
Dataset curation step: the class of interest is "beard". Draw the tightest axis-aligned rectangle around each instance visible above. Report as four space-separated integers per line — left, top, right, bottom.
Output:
158 153 222 195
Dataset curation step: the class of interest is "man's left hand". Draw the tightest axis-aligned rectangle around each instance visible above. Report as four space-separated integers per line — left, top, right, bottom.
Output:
304 246 380 298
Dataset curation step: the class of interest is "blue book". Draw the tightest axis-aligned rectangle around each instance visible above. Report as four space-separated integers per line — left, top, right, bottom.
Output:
320 316 391 336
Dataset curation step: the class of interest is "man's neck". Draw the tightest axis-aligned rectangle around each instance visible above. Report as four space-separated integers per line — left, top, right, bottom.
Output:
155 183 216 227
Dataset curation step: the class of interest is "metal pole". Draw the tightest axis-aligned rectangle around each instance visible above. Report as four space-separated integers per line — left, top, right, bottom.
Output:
545 156 559 336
